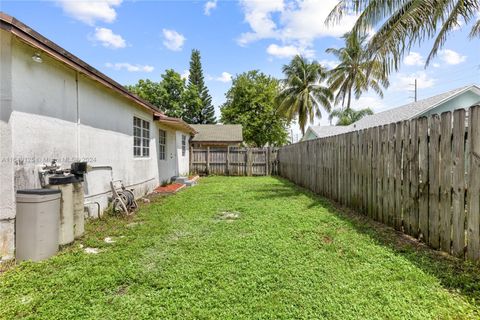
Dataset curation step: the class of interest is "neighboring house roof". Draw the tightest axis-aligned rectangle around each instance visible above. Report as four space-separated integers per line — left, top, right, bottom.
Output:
303 126 350 141
0 12 196 134
191 124 243 142
304 84 480 140
351 85 480 130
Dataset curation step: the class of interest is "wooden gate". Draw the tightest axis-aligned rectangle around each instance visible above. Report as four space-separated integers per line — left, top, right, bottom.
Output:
190 147 278 176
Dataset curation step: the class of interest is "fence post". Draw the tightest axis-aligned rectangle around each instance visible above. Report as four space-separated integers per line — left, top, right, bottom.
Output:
206 146 210 176
467 106 480 260
265 148 268 176
226 146 230 176
189 146 193 173
247 148 253 176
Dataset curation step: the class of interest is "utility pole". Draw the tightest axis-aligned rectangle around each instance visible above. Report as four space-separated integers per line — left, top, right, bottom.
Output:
414 78 417 102
409 78 418 102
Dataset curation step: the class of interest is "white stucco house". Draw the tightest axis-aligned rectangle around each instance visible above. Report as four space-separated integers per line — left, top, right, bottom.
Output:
303 84 480 141
0 13 196 260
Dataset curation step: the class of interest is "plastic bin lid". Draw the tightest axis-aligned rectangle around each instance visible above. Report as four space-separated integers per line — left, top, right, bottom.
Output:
49 174 77 185
17 189 61 195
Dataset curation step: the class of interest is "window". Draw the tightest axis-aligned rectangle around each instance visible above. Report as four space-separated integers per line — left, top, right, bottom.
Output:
133 116 150 157
159 129 166 160
182 135 187 156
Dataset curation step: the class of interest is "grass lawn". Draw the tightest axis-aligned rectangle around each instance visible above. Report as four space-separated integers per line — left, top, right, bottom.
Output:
1 176 479 319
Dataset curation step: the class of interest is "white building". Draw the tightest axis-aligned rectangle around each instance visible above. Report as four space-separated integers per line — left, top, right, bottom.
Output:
0 13 196 260
303 85 480 141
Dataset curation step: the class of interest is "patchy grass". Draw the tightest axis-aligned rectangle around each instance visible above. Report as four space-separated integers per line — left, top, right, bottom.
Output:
1 176 479 319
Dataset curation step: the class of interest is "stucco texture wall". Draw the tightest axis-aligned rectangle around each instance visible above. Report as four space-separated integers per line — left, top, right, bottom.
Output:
0 36 190 259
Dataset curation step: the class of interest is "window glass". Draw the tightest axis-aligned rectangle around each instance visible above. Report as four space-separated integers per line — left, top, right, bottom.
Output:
159 129 166 160
133 116 150 157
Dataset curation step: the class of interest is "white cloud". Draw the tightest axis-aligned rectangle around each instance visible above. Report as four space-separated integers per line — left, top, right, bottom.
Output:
352 96 385 113
105 62 154 72
404 52 424 66
266 43 314 58
162 29 186 51
439 49 467 65
318 59 339 69
181 70 190 80
237 0 284 46
215 72 233 82
280 0 358 42
238 0 358 49
204 0 217 15
92 27 126 49
57 0 122 25
392 71 436 91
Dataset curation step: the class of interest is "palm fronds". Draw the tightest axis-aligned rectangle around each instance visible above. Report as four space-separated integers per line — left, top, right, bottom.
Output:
327 0 480 73
277 55 333 134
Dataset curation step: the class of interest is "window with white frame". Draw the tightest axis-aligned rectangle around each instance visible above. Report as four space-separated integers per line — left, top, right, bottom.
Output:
133 116 150 157
182 135 187 156
159 129 166 160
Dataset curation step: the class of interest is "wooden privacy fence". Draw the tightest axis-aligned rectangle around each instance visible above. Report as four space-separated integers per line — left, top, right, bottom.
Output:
190 147 278 176
277 106 480 261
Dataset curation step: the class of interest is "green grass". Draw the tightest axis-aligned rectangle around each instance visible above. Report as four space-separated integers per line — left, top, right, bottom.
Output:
1 176 479 319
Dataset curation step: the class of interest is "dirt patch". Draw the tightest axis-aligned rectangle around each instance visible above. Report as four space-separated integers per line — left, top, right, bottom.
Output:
0 259 16 274
322 236 333 244
216 211 241 222
116 285 129 296
167 230 191 241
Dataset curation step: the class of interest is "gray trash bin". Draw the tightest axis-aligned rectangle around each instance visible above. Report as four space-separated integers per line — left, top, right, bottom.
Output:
16 189 61 261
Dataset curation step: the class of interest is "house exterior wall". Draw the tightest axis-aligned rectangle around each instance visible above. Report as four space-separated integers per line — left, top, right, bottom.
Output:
156 124 179 184
301 130 318 141
191 142 242 149
0 31 15 259
0 34 190 260
176 131 190 176
420 91 480 117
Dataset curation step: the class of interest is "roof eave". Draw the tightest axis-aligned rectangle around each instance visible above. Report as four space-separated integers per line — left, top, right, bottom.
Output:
409 85 480 119
0 12 160 116
154 113 197 135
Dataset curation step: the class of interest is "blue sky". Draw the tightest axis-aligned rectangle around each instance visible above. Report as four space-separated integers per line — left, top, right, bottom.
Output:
2 0 479 138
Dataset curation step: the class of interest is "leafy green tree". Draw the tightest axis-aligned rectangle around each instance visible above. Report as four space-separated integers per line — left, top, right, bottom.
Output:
329 107 374 126
182 85 203 124
326 32 389 110
277 55 333 135
126 69 185 118
327 0 480 71
126 79 163 108
158 69 185 118
221 70 289 147
187 49 216 124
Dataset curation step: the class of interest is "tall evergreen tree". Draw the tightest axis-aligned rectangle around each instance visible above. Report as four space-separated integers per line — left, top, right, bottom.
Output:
186 49 216 124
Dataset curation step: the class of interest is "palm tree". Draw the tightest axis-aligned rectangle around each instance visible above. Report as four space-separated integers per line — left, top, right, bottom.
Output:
327 0 480 71
277 55 333 134
326 32 389 110
329 107 374 126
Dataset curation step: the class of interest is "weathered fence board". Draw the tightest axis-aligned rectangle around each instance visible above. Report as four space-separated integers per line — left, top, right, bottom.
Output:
467 106 480 260
190 147 277 176
452 109 466 257
277 106 480 261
